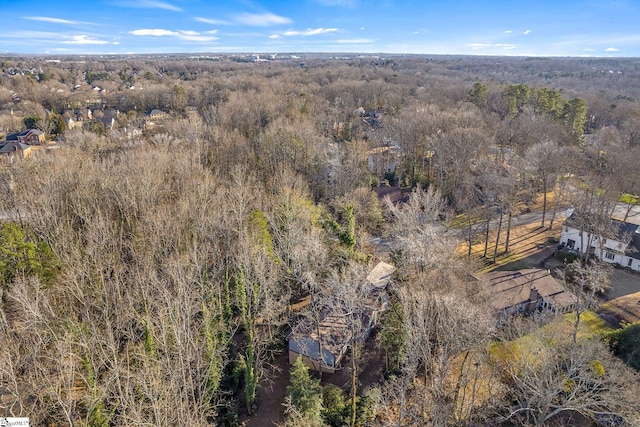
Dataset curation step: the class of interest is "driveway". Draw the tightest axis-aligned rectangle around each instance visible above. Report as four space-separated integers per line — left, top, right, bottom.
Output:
605 268 640 300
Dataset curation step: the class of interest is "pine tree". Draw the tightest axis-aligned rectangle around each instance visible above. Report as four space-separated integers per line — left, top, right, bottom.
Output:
286 356 324 424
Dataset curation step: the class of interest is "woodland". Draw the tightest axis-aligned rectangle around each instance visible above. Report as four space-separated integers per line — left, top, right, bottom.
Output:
1 54 640 426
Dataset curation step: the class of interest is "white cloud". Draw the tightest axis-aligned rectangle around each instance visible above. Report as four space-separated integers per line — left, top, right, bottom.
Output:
195 17 231 25
131 29 175 36
205 30 219 34
313 0 358 7
138 0 181 11
234 12 291 26
63 35 109 45
335 38 374 43
25 16 89 25
524 29 531 35
269 34 282 39
130 28 217 41
504 30 512 34
282 28 338 36
469 43 516 50
605 47 619 52
0 31 63 39
111 1 182 12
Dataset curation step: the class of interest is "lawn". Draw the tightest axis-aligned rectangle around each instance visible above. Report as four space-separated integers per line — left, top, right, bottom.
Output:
620 193 640 205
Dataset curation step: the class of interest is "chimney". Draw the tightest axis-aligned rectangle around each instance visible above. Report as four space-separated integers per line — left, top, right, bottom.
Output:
529 287 540 303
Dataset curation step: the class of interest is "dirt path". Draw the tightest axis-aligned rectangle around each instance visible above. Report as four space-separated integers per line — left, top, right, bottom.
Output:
245 351 289 427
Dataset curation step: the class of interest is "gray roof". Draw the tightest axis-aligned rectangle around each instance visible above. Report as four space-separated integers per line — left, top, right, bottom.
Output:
0 142 31 154
6 129 43 141
565 212 640 253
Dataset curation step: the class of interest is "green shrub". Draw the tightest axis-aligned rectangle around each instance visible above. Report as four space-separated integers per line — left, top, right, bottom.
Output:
609 323 640 370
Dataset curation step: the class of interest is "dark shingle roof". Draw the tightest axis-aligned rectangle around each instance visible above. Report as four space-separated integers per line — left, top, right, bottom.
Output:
0 142 31 153
564 211 640 260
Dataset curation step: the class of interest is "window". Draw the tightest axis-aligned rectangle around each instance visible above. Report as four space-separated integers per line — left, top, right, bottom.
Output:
629 258 633 268
567 239 576 249
605 251 615 261
603 238 607 245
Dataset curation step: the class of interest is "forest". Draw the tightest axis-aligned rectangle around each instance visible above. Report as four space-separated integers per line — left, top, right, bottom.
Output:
1 54 640 426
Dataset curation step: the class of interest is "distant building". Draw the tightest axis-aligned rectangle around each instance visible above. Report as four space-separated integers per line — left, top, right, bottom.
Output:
560 210 640 272
5 129 45 145
479 269 575 323
0 141 33 160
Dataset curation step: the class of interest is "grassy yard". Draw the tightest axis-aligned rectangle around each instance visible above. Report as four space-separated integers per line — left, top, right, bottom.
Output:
459 220 562 274
620 193 640 205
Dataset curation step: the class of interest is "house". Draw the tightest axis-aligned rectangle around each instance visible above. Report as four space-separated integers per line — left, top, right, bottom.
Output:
480 269 575 323
354 107 384 129
372 186 411 205
366 144 401 176
288 262 394 373
0 141 33 160
69 108 93 122
144 109 168 130
5 129 45 145
65 116 79 130
288 311 355 373
560 210 640 272
145 109 168 120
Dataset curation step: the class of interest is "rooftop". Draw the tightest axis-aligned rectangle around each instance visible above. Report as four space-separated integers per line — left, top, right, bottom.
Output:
482 268 574 313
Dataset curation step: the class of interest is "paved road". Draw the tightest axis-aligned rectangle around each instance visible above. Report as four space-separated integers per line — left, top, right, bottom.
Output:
370 200 639 258
611 203 640 224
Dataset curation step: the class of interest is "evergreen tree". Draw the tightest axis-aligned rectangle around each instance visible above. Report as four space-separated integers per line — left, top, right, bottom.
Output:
286 356 324 424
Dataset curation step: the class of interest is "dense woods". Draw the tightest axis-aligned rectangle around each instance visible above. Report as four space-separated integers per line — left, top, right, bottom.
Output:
1 54 640 426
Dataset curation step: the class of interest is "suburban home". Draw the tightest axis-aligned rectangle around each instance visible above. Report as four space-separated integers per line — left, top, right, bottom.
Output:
288 261 395 373
5 129 45 145
288 311 356 373
480 269 575 323
373 186 411 205
64 116 79 130
0 141 33 160
560 210 640 272
144 109 169 130
145 108 168 120
65 107 93 125
366 144 401 177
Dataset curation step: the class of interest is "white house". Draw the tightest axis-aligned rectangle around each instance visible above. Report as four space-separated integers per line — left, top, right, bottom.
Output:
559 210 640 272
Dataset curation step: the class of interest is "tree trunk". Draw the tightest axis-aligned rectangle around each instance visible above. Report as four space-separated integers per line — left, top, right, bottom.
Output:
483 217 490 258
493 210 503 263
504 211 513 254
541 175 547 228
467 217 473 258
550 198 558 228
350 343 358 427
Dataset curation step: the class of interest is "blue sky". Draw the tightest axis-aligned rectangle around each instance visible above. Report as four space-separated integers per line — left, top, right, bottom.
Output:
1 0 639 56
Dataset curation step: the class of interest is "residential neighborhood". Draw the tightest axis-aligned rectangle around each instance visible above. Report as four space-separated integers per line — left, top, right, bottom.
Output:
0 53 639 427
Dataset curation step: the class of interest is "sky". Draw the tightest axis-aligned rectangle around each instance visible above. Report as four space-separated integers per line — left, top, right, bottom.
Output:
1 0 639 57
